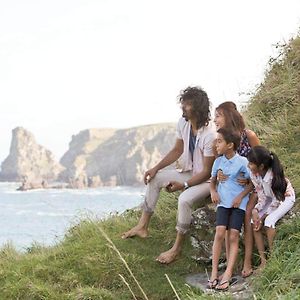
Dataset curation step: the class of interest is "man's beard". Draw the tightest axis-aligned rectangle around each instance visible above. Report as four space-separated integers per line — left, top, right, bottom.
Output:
182 112 188 121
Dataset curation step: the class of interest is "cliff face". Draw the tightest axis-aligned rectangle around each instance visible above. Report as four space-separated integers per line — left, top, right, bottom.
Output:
59 123 176 186
0 127 64 182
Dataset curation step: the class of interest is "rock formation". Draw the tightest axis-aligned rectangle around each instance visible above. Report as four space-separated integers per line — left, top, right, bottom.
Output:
0 127 64 182
59 124 176 186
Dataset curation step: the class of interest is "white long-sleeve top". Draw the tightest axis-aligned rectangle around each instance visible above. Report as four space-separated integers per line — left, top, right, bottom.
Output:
250 168 295 215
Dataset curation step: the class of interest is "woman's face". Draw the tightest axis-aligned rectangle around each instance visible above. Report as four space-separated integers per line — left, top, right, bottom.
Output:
214 109 226 130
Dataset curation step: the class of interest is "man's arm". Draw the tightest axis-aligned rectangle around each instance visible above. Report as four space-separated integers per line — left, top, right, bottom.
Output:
166 155 215 192
144 138 183 184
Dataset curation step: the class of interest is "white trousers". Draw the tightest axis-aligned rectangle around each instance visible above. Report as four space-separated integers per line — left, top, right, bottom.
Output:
256 195 295 228
142 169 210 234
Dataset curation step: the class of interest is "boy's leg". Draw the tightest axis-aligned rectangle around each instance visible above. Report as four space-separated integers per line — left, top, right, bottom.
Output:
216 208 244 290
210 225 227 282
218 228 240 286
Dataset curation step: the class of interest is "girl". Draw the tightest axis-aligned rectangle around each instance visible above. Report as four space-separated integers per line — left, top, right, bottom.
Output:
248 145 295 270
214 101 260 278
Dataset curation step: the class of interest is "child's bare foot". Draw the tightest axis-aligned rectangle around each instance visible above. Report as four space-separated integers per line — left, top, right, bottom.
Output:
254 262 266 274
242 265 253 278
156 248 180 264
121 226 148 239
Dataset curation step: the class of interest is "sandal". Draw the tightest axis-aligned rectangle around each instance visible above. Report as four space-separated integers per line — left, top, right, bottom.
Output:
215 280 229 291
206 278 219 289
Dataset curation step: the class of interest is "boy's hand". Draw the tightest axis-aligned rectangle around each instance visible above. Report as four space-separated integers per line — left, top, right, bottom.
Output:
232 195 242 208
210 190 220 204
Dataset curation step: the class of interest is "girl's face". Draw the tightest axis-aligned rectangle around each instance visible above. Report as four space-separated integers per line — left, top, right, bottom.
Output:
214 109 226 130
248 161 264 176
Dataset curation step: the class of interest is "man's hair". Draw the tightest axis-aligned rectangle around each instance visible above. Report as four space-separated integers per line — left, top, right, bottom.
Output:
178 86 210 128
217 127 240 150
216 101 245 133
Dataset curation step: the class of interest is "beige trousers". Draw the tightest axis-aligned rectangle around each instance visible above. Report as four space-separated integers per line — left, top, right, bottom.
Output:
142 169 210 234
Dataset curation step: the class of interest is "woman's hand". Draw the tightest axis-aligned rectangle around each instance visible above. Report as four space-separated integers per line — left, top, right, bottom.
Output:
217 169 228 182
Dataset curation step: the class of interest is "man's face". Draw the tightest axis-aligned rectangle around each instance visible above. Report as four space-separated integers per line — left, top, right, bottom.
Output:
181 100 194 121
216 133 231 155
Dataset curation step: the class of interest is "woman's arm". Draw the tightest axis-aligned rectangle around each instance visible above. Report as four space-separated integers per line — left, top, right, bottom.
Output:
246 129 260 147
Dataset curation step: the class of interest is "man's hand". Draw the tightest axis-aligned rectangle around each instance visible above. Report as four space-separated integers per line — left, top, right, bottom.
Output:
217 169 228 182
210 190 220 204
232 195 242 208
165 181 184 193
143 167 158 185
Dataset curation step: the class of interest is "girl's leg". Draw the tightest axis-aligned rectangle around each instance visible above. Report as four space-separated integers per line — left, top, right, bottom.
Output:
242 193 257 277
266 227 276 251
253 225 266 269
210 226 226 285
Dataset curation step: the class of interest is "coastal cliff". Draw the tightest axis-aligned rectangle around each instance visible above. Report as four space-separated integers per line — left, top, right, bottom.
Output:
59 123 176 186
0 124 177 186
0 127 64 182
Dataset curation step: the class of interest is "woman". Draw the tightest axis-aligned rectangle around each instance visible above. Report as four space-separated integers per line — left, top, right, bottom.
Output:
214 101 260 278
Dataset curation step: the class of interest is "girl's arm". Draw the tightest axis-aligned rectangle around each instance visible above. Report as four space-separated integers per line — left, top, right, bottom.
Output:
232 182 254 208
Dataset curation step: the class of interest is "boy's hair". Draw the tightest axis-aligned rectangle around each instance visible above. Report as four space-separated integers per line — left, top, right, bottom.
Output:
217 128 240 150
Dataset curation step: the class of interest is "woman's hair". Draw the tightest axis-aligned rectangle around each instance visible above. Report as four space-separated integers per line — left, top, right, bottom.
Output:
216 101 245 133
247 145 287 201
178 86 211 128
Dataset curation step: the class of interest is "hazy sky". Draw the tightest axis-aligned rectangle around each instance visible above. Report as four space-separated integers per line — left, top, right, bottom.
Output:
1 0 300 163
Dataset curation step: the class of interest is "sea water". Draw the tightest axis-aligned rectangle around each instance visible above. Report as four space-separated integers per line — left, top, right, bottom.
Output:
0 182 145 251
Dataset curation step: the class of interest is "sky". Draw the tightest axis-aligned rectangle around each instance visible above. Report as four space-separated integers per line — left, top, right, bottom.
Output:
0 0 300 164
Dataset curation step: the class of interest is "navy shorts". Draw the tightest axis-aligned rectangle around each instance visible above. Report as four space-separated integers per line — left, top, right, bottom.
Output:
216 206 245 231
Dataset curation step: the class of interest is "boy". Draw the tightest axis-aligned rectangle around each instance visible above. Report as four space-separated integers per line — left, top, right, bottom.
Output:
208 128 251 291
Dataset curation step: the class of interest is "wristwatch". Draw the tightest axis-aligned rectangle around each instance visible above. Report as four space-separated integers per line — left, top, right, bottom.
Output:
183 182 189 190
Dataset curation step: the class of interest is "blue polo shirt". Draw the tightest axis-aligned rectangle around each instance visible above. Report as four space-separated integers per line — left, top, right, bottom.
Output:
211 153 250 211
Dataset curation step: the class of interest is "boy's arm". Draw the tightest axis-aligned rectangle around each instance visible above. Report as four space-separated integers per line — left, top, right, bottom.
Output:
232 181 254 208
210 176 220 204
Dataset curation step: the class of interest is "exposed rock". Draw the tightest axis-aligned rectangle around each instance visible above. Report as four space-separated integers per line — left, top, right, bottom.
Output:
0 127 64 182
59 124 176 186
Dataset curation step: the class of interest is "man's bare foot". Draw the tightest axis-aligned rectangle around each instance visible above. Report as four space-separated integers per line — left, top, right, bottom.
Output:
156 248 180 264
121 226 148 239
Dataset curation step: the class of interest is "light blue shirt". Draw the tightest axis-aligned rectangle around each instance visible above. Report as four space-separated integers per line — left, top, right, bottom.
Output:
211 153 250 211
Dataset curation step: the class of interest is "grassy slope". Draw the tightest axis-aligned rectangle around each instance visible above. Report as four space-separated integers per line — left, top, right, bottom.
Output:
242 35 300 299
0 36 300 300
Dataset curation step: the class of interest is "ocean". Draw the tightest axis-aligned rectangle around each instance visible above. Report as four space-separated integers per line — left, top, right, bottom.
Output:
0 182 145 251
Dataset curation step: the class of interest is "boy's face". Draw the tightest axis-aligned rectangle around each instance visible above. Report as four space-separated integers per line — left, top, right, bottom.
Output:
216 133 232 155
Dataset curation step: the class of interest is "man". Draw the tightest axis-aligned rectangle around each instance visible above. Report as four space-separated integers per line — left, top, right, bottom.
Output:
122 86 216 264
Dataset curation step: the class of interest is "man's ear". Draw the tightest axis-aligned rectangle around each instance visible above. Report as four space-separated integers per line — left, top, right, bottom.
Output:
228 142 234 150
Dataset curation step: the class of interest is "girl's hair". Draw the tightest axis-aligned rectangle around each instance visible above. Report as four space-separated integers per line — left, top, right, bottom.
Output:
247 145 287 201
216 101 245 133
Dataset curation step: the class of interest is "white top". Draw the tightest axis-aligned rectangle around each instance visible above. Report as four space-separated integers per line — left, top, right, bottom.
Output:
251 168 295 215
176 117 216 176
